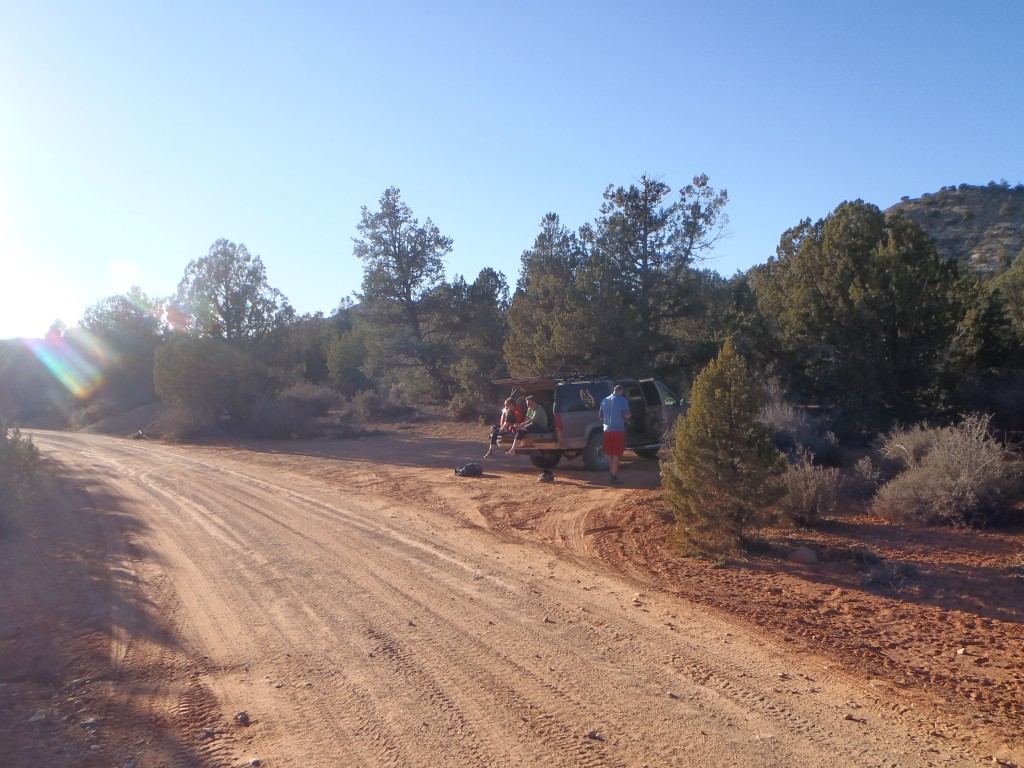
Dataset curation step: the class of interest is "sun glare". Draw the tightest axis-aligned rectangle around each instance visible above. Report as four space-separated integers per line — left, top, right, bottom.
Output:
23 329 114 399
0 256 86 340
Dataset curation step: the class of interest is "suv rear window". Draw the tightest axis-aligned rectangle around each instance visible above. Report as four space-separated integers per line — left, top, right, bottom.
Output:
555 382 611 413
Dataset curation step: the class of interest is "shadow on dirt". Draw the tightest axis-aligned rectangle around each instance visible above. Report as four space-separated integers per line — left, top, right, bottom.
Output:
234 431 667 488
755 515 1024 625
0 465 215 768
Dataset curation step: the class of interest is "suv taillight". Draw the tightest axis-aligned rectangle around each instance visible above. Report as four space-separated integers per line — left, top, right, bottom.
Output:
554 413 563 431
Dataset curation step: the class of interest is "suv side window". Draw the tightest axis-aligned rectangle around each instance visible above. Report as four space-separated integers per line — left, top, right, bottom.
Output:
555 382 610 413
654 381 680 407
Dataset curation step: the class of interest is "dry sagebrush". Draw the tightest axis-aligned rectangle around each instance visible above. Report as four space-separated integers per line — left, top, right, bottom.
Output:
777 449 842 527
870 414 1023 527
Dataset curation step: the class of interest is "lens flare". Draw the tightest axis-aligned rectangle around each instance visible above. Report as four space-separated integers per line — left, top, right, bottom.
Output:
23 329 114 399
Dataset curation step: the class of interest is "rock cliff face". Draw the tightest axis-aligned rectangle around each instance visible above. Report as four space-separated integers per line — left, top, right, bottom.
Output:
886 183 1024 276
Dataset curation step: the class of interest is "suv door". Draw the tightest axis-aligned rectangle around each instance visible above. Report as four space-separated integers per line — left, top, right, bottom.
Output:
615 380 649 445
639 379 684 437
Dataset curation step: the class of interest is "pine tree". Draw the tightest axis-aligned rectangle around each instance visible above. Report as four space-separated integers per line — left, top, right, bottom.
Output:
662 337 785 555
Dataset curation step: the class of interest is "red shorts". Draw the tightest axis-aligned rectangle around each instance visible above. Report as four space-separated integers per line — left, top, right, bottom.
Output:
603 430 625 456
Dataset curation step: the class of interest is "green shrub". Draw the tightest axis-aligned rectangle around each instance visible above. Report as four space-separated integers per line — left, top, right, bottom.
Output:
662 338 786 555
0 421 43 530
154 336 269 425
870 414 1023 526
447 392 482 422
861 560 920 590
376 384 413 417
777 450 841 526
159 406 217 442
325 329 373 396
849 454 884 499
249 398 308 439
876 422 939 474
277 382 338 417
352 389 380 421
70 398 122 429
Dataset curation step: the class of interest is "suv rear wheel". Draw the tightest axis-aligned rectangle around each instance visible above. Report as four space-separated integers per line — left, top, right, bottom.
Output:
529 451 562 469
582 430 609 471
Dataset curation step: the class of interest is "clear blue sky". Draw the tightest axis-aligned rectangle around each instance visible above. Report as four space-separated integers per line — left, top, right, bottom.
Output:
2 1 1022 339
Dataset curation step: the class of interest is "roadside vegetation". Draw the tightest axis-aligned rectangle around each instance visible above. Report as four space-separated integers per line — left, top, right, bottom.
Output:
662 338 785 555
2 180 1023 554
0 419 44 534
865 415 1022 527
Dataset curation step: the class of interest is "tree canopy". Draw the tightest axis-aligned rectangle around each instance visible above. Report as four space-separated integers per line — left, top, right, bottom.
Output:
753 200 973 437
591 174 728 370
174 239 290 341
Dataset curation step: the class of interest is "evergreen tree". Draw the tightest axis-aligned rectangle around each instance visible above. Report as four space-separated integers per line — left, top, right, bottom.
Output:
326 326 373 396
991 248 1024 345
437 268 510 399
546 235 631 375
956 260 1024 430
593 174 727 370
353 187 454 395
753 201 971 439
505 214 585 375
153 336 269 425
174 239 290 342
74 287 165 414
662 338 785 555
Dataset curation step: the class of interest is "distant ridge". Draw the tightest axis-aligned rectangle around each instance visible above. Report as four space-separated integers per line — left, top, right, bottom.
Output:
886 182 1024 276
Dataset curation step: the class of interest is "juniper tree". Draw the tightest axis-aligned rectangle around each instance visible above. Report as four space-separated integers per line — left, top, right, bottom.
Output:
662 337 785 555
753 201 972 438
174 239 289 342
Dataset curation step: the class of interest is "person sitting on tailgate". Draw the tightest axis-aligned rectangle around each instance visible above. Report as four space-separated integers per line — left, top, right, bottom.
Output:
506 394 549 454
484 397 523 457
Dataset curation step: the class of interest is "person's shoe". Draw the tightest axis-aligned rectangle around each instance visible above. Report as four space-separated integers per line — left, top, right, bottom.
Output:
610 475 622 485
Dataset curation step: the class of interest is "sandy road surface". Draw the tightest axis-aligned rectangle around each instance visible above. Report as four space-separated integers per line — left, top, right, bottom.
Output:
8 430 1002 767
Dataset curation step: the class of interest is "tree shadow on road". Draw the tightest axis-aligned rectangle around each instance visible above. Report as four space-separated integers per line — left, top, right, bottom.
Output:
0 464 225 768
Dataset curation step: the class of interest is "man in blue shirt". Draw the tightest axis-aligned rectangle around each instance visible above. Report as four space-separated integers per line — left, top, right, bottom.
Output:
599 384 631 485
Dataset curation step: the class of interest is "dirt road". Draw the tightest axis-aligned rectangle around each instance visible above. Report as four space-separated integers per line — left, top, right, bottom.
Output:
2 430 1015 767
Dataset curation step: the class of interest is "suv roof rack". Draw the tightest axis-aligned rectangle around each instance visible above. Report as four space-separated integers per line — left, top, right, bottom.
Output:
493 373 605 387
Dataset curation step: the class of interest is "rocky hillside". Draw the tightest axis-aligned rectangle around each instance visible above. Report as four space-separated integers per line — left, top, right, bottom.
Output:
887 182 1024 276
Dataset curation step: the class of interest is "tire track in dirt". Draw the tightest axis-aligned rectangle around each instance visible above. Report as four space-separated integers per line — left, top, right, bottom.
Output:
492 488 989 767
188 456 978 768
43 437 583 765
30 432 1006 767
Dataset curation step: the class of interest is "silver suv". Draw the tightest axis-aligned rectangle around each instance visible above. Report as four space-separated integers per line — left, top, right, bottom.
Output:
491 376 685 470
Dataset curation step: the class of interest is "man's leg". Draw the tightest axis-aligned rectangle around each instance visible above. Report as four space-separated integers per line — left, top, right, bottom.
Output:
605 430 625 484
